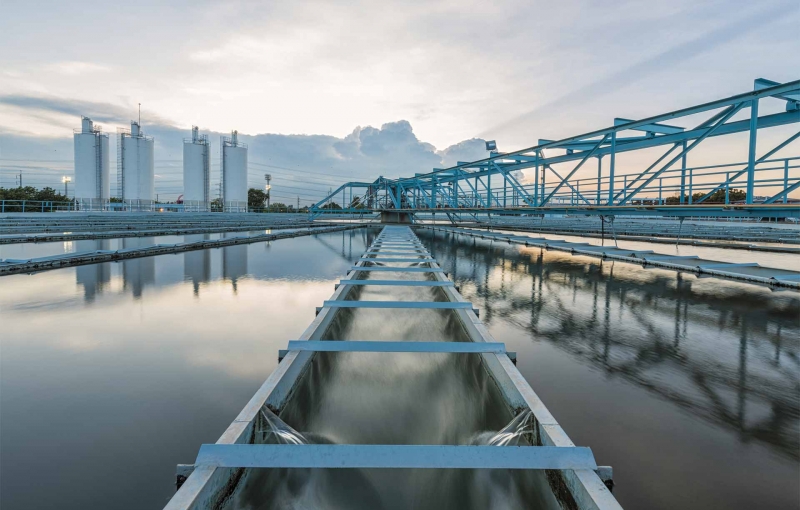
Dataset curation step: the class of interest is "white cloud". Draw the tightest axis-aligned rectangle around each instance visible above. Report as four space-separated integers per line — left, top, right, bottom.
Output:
45 61 112 76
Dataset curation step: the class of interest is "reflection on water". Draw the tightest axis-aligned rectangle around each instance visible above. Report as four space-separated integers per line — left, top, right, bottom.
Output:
223 233 249 292
184 234 211 294
122 237 156 298
417 228 800 510
75 239 111 302
0 229 376 510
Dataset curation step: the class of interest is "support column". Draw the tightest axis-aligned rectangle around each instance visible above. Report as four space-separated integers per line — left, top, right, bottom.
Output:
607 132 616 204
533 153 540 206
596 156 602 205
783 159 789 204
725 173 730 204
746 98 759 204
487 171 492 208
680 141 687 204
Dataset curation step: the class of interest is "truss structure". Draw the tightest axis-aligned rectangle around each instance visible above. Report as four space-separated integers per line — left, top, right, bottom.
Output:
310 79 800 220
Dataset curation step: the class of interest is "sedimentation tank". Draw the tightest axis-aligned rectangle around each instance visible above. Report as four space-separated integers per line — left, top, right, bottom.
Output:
221 131 248 213
73 117 110 210
118 121 155 210
183 126 210 212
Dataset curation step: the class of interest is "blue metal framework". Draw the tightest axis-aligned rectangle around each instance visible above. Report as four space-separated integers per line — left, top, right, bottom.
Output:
310 79 800 219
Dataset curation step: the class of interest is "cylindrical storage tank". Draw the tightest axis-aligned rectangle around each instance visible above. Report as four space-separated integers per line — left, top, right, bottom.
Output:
73 116 110 211
222 131 248 213
119 121 155 210
183 127 210 212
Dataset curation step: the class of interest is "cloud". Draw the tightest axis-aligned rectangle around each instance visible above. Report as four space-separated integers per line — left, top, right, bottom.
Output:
45 61 112 76
482 1 793 140
0 94 173 127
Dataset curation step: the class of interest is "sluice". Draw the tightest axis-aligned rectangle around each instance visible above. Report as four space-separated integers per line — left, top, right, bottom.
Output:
166 226 620 510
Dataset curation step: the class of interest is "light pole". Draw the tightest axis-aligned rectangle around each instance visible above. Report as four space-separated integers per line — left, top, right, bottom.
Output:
62 176 71 197
264 174 272 211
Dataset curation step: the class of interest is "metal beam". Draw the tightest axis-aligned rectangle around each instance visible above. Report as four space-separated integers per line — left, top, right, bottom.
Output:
286 340 506 353
195 444 599 470
322 300 472 309
337 280 454 287
350 267 443 272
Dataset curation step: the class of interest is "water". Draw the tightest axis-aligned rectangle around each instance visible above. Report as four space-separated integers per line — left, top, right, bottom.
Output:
229 251 559 509
0 229 375 510
417 228 800 510
1 226 797 509
0 230 285 260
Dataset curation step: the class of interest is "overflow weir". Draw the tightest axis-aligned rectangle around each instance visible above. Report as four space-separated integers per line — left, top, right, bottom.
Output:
166 226 621 510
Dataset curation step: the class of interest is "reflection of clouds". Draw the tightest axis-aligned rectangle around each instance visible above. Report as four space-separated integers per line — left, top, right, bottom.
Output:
2 278 336 378
422 229 800 460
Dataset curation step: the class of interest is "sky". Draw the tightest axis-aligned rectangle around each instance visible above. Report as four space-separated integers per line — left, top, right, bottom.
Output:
0 0 798 203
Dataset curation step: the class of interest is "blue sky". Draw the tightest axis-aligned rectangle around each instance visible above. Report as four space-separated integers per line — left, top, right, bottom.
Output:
0 0 798 202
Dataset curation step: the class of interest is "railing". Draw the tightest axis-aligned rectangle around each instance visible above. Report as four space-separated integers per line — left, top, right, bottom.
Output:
0 200 77 213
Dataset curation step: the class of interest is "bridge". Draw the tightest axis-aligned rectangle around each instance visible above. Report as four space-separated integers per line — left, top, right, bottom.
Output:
310 79 800 222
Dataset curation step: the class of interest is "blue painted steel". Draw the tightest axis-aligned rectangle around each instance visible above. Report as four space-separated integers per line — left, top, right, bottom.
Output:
309 79 799 220
360 258 433 262
350 266 443 272
338 280 454 287
195 444 598 470
323 300 472 309
365 251 430 255
286 340 506 353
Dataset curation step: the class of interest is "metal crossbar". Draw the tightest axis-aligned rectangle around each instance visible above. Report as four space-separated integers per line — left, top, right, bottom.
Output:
195 444 598 470
286 340 505 353
337 280 454 287
350 266 444 272
358 257 436 262
322 300 472 309
366 250 429 255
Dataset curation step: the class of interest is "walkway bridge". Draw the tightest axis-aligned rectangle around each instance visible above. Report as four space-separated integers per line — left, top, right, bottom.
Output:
310 79 800 222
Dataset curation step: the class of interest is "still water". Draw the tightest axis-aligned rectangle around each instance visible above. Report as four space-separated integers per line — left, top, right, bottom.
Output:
0 226 798 509
417 228 800 510
0 229 374 509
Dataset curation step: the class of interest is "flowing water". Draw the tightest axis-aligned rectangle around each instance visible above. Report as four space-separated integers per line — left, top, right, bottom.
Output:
228 251 561 510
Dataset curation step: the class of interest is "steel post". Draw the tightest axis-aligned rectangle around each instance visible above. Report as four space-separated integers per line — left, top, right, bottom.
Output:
680 141 687 204
746 99 759 204
607 132 616 204
596 156 602 205
784 159 789 204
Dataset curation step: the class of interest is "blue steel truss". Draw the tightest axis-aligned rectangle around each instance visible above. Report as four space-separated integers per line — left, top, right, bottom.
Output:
310 79 800 219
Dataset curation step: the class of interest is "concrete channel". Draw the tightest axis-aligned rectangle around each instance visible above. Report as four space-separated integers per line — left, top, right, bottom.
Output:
165 226 621 510
420 226 800 289
426 216 800 244
0 225 364 276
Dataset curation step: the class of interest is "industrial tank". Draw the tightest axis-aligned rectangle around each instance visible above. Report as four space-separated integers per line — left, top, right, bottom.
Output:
73 117 110 210
221 131 248 213
118 121 155 210
183 126 210 212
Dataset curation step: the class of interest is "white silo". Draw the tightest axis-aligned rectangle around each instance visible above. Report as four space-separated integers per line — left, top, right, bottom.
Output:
221 131 248 213
118 121 155 210
73 116 110 210
183 126 210 212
